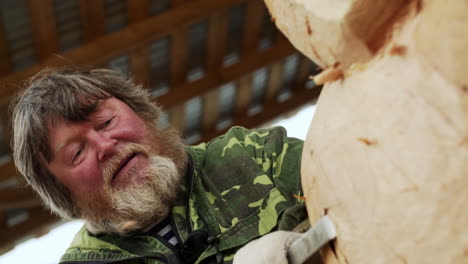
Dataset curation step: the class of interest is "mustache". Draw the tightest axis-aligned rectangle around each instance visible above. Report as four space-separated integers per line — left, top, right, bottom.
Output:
102 143 152 185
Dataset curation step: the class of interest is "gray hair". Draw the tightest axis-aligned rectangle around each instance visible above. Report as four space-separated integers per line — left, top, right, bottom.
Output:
11 68 162 219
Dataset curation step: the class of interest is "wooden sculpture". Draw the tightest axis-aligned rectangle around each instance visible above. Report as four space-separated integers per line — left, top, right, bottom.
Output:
264 0 468 263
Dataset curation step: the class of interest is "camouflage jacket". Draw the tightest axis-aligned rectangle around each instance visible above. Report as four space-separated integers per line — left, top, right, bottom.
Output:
59 126 306 264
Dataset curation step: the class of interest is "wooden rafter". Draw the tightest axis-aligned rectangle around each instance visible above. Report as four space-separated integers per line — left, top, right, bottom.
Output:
157 39 295 108
201 89 219 134
28 0 59 61
0 187 39 211
201 9 229 133
169 27 188 88
241 0 264 56
168 105 186 135
0 0 249 105
128 0 151 86
0 162 18 182
264 61 284 103
0 23 12 75
79 0 105 42
234 74 252 117
206 10 228 71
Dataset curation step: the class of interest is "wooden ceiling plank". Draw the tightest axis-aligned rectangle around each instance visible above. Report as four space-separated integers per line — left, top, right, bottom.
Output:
206 10 228 72
128 0 151 87
157 40 295 109
241 0 264 56
202 89 220 134
234 74 252 117
28 0 59 61
0 0 249 104
169 0 188 88
128 0 150 23
0 212 6 228
0 187 40 211
168 105 186 135
79 0 105 42
130 47 151 87
171 0 185 6
0 24 12 75
200 8 230 134
293 56 314 92
169 27 188 88
0 161 19 182
264 61 284 103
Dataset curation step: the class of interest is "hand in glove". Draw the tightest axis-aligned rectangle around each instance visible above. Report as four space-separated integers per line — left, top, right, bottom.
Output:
233 230 301 264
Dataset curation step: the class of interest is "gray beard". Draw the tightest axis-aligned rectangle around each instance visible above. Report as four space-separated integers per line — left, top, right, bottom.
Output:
82 154 182 236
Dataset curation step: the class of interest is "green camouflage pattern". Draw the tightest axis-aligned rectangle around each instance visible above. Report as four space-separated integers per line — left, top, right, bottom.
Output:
60 126 306 264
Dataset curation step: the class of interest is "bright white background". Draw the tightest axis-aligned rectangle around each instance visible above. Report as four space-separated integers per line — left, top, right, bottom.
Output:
0 104 316 264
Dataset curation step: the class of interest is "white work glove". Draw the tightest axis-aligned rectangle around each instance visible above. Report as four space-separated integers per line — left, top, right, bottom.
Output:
233 231 301 264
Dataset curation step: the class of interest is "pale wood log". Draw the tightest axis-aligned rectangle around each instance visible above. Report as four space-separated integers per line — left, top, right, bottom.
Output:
292 1 468 264
264 0 410 69
414 0 468 87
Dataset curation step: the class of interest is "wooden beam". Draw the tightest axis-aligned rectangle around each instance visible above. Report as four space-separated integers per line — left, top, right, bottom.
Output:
79 0 105 42
28 0 59 61
0 161 19 182
0 212 5 228
0 0 249 104
169 27 188 88
234 74 252 117
0 23 12 75
128 0 151 87
293 56 314 91
206 10 228 71
168 0 188 88
264 61 284 103
157 40 296 109
171 0 185 6
128 0 150 23
241 0 264 56
168 105 186 135
202 89 219 134
130 47 151 87
0 187 40 211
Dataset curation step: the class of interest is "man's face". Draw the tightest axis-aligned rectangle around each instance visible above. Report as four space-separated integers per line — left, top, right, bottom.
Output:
45 97 184 234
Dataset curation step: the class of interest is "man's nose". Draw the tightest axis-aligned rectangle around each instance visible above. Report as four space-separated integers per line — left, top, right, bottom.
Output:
89 131 117 161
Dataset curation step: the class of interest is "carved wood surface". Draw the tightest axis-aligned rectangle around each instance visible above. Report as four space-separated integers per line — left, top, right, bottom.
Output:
266 0 468 263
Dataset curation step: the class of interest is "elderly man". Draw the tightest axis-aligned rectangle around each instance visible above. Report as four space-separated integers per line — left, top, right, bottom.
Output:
11 68 307 264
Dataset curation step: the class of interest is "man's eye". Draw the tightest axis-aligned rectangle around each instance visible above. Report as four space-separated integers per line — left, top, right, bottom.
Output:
72 146 84 163
98 117 114 130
